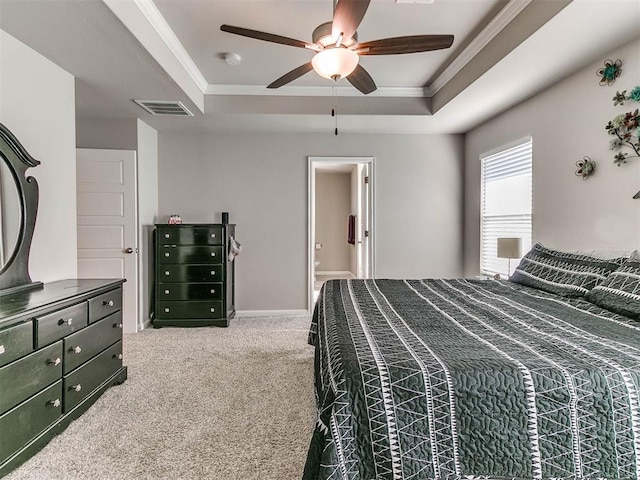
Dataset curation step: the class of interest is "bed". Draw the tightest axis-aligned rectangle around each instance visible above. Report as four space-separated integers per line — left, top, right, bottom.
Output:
303 247 640 480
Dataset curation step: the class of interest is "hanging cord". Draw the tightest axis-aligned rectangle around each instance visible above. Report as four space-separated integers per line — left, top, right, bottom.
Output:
331 83 338 135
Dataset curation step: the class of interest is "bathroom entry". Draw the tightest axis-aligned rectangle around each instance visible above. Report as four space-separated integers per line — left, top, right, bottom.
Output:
308 157 375 311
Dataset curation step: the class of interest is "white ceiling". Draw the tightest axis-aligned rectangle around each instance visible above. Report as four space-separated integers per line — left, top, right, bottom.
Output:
1 0 639 135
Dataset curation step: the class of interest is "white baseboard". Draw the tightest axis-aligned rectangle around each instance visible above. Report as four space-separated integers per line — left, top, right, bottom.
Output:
235 309 310 318
315 270 355 276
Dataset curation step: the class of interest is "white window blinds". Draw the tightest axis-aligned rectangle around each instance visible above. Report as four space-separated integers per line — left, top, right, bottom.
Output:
480 138 532 276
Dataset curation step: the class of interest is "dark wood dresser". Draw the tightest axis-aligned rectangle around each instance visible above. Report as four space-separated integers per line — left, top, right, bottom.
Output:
0 279 127 476
153 223 236 327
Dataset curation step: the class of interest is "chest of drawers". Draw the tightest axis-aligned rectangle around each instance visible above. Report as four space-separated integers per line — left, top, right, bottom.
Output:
0 279 127 477
154 223 236 327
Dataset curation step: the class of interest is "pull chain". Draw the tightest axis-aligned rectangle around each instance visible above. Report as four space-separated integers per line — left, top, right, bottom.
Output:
332 84 338 135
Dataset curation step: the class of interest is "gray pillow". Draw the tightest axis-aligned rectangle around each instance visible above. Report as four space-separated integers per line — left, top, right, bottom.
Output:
509 243 625 297
586 257 640 319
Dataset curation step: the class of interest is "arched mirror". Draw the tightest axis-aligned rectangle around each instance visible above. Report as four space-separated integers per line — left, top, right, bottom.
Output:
0 123 42 294
0 159 21 267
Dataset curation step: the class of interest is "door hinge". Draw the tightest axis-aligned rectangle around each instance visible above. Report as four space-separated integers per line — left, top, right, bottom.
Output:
364 176 369 184
364 230 369 238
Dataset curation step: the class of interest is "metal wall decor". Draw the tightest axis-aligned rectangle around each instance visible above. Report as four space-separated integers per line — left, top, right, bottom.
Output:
606 86 640 166
575 156 596 179
597 59 622 86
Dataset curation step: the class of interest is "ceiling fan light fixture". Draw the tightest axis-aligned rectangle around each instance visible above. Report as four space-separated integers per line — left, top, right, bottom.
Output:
312 22 357 48
311 47 359 80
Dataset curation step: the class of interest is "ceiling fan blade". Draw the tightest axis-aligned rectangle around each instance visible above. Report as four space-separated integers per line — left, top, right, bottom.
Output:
221 25 315 50
347 64 376 95
332 0 370 42
267 63 314 89
358 35 454 55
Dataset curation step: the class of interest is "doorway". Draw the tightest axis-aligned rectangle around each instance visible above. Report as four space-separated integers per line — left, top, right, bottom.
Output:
308 157 375 312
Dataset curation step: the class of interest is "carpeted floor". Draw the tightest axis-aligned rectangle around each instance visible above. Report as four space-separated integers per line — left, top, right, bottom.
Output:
5 316 316 480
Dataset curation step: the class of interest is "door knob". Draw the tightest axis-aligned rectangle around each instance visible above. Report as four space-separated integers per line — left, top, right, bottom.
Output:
124 247 134 254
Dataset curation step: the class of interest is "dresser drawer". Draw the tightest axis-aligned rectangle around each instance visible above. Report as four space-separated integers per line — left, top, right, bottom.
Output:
157 226 223 245
63 312 123 374
157 283 223 301
0 321 33 368
0 342 62 415
157 301 223 319
158 245 224 264
158 265 224 283
35 303 88 349
0 380 62 465
88 288 122 324
63 341 122 413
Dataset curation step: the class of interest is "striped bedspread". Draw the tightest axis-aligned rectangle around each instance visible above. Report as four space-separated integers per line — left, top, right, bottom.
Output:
304 279 640 480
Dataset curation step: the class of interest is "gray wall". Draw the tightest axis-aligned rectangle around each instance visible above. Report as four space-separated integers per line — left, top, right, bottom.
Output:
315 171 352 273
0 30 77 282
158 132 464 311
76 117 138 150
136 119 158 329
464 37 640 277
350 167 358 275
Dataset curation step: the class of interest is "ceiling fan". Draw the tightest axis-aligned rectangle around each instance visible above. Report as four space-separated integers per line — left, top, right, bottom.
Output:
220 0 454 95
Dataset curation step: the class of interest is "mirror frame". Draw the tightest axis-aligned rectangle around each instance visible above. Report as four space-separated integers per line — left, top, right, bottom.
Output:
0 123 42 294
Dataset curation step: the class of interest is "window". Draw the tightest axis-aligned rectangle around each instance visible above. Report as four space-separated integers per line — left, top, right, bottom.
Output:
480 138 532 276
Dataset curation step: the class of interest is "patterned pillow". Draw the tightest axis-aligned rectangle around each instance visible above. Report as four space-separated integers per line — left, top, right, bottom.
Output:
585 257 640 319
509 243 625 297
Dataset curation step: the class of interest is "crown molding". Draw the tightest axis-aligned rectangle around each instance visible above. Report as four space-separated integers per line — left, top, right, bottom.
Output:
428 0 533 95
131 0 208 94
206 84 427 98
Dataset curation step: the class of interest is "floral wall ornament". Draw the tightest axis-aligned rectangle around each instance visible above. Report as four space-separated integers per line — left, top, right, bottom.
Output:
613 90 627 106
597 59 622 86
606 86 640 166
575 156 596 179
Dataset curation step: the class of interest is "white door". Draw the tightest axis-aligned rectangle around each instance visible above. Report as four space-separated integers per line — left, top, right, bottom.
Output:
357 163 370 278
76 149 139 333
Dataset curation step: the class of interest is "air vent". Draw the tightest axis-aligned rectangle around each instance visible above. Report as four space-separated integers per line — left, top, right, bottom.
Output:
133 100 193 116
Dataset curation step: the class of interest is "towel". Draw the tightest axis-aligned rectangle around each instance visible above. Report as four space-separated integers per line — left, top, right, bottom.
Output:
348 215 356 245
228 236 242 261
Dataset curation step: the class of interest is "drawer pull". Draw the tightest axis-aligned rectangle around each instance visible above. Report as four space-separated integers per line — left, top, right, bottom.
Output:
210 233 216 238
210 271 216 276
164 308 170 313
165 271 170 276
114 323 123 329
0 345 4 355
164 289 170 295
164 252 170 257
71 346 82 354
103 300 115 307
59 318 73 326
48 357 62 366
47 399 61 408
164 233 170 238
70 384 82 392
210 307 215 313
210 289 215 294
114 353 123 360
210 252 216 257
